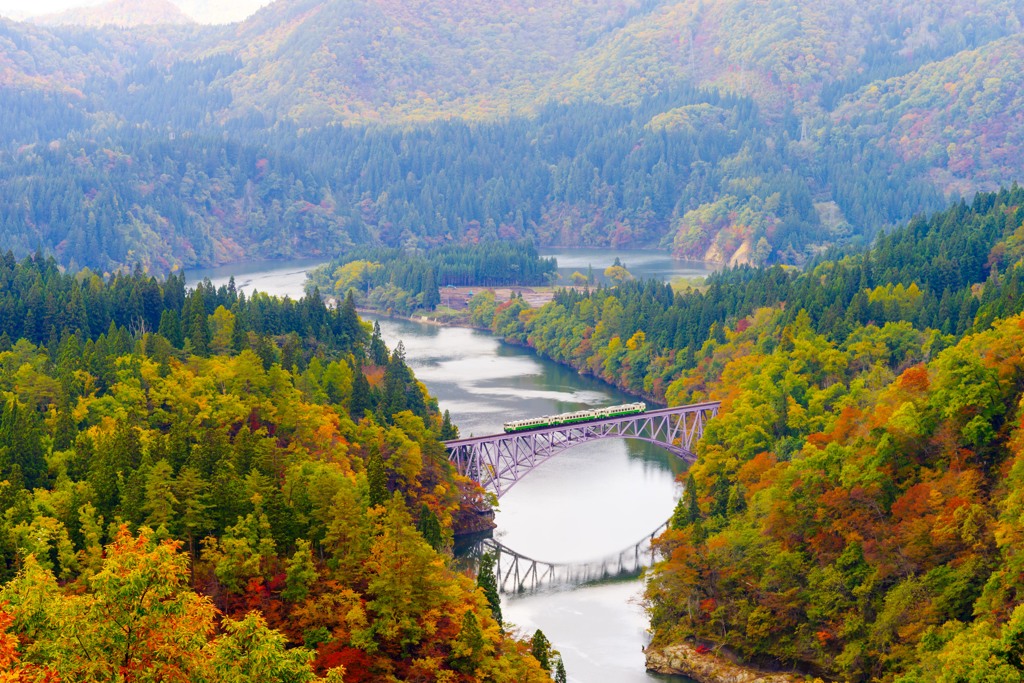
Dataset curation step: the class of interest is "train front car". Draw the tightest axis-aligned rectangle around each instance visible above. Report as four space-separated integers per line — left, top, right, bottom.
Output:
503 415 553 433
502 402 647 433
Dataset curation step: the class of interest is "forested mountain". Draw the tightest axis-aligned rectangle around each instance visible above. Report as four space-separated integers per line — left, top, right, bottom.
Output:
554 0 1023 114
832 32 1024 197
0 252 554 680
218 0 647 124
1 0 1024 270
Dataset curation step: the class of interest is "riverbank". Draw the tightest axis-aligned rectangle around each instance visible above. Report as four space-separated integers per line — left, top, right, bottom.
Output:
645 643 821 683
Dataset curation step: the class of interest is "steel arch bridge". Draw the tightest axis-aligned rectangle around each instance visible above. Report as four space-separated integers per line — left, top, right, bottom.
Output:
444 401 720 498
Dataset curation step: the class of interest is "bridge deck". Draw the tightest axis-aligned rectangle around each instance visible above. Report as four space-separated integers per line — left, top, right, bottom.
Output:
442 401 722 447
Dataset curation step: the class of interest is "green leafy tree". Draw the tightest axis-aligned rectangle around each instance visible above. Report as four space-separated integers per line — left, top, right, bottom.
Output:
207 612 318 683
360 492 449 654
143 459 179 534
322 478 371 585
283 539 318 603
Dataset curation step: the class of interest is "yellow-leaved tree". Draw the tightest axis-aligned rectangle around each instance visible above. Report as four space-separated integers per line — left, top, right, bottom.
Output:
0 526 342 683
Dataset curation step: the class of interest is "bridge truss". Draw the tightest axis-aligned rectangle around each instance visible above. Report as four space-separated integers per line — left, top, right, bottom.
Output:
444 401 720 498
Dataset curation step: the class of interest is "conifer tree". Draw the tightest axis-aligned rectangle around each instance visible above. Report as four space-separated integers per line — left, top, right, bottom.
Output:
450 610 485 674
477 552 502 628
186 289 210 355
416 503 443 551
370 321 389 365
367 453 389 508
440 409 459 440
350 365 373 419
530 629 551 670
144 459 179 533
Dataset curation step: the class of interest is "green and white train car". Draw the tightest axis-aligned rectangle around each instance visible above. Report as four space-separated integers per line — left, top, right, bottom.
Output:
502 402 647 434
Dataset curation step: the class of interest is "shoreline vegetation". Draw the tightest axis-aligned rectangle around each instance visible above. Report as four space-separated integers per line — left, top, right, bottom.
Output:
7 1 1024 680
5 184 1024 680
351 304 824 683
312 241 696 405
351 295 670 408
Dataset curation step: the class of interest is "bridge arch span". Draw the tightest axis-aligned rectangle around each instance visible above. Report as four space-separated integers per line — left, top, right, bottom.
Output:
444 401 720 498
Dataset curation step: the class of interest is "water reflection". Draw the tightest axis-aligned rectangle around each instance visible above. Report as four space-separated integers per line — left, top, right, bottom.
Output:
465 521 668 595
184 258 326 300
540 247 715 285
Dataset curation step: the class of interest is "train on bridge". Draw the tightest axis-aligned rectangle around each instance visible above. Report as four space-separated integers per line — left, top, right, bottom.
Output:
502 402 647 433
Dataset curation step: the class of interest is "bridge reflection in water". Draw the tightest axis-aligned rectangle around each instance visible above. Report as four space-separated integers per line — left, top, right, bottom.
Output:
467 521 669 595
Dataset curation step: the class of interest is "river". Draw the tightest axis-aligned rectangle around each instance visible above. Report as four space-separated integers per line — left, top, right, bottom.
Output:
187 250 710 682
542 247 716 285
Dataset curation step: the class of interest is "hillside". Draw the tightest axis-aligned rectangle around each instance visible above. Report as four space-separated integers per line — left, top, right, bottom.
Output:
460 187 1024 680
832 32 1024 198
553 0 1024 117
34 0 194 28
217 0 647 124
212 0 1024 125
0 254 554 681
174 0 271 24
643 189 1024 680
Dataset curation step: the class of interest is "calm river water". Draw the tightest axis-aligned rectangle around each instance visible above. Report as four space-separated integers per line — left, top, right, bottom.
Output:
188 250 709 682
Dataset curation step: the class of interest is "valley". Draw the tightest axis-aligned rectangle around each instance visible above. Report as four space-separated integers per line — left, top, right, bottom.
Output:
4 1 1024 681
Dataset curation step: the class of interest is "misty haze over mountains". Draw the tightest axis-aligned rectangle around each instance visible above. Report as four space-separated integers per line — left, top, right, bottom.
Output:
0 0 271 24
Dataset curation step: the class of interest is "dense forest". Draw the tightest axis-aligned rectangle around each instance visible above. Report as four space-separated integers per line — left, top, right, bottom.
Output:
2 0 1024 271
461 187 1024 679
307 240 557 314
0 253 558 681
0 74 940 272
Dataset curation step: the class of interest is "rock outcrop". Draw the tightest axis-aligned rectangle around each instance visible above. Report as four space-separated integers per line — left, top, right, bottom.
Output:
645 642 815 683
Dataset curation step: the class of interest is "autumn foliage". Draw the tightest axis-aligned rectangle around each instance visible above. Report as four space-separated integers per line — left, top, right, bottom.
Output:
646 305 1024 681
0 259 550 682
